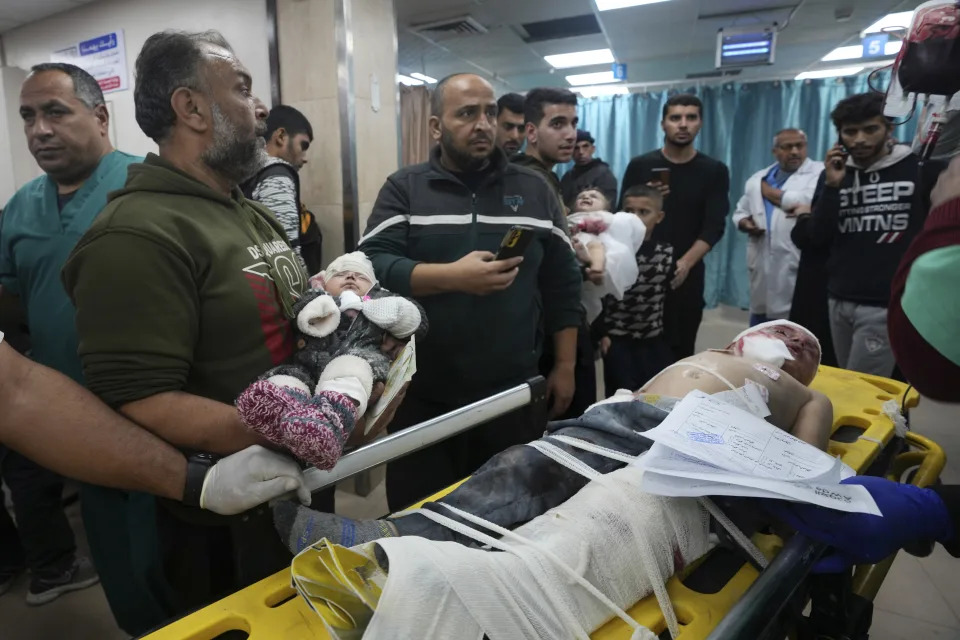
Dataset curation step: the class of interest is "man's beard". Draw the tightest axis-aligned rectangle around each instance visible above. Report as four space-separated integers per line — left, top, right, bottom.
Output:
441 128 490 171
202 105 265 185
285 137 303 169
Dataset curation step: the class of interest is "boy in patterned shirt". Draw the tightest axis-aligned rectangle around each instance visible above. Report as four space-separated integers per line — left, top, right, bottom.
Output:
600 185 675 396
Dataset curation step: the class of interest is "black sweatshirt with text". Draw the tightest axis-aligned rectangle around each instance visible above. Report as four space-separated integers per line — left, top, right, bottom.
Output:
804 145 941 306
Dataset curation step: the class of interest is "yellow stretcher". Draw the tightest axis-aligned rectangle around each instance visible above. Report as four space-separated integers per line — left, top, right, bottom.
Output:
142 366 944 640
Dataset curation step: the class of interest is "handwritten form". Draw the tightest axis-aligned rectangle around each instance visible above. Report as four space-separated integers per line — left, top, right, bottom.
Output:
633 390 880 515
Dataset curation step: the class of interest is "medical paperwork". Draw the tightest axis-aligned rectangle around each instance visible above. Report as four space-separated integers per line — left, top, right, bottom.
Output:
634 390 881 515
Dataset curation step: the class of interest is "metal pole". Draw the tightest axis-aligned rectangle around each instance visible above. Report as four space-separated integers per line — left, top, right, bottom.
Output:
705 535 826 640
302 380 538 493
335 0 360 251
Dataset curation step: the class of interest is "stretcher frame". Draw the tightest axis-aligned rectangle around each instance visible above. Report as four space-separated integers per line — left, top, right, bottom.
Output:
141 366 943 640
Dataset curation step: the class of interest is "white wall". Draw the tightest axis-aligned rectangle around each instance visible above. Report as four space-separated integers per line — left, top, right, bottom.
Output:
0 0 272 187
0 67 30 204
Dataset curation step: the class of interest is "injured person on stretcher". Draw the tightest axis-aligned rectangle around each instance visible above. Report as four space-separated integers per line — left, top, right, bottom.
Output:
274 319 829 553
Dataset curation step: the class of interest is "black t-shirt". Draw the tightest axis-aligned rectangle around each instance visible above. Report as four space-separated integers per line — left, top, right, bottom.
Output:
619 150 730 261
57 190 77 212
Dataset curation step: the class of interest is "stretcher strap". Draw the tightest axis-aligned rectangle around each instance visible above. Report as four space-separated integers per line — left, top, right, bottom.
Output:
526 439 682 639
548 434 642 465
407 502 655 640
697 498 769 570
642 361 765 416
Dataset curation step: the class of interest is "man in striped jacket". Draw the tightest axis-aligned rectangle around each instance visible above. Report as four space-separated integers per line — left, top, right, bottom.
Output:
360 73 582 510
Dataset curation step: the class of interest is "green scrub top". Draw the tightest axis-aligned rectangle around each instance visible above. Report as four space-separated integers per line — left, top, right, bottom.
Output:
0 150 142 382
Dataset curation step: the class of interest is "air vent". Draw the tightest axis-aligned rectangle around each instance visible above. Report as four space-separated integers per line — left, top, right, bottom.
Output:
521 14 602 43
686 69 742 80
411 15 488 36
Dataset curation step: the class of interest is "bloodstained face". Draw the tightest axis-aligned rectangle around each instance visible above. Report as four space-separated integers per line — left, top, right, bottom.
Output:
733 323 820 385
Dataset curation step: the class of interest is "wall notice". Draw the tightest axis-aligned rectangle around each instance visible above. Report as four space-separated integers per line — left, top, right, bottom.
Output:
51 31 128 94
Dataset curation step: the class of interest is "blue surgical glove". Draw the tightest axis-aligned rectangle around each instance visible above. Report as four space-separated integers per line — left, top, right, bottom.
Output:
764 476 954 573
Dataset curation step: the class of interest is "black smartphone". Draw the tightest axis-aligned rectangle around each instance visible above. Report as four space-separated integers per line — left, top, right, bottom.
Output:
834 136 849 169
652 167 671 187
495 225 535 260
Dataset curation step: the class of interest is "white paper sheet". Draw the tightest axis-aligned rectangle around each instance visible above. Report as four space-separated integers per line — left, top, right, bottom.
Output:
637 390 852 482
637 444 880 515
633 391 879 515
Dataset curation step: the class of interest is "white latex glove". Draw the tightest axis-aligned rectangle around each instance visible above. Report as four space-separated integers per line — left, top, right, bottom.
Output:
199 445 312 515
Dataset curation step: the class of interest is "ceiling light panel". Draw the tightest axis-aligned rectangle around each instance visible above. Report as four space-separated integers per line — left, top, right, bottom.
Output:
796 66 865 80
822 40 902 61
544 48 614 69
595 0 671 10
566 70 618 86
410 72 437 83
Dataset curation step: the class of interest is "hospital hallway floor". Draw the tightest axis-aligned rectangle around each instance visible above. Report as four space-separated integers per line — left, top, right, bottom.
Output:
3 306 960 640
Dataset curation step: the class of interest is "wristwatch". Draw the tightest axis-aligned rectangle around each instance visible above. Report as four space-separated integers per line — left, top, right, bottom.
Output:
182 453 218 508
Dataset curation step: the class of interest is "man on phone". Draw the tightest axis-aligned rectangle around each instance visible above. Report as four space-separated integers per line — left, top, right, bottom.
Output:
618 94 730 361
360 73 582 511
791 93 940 376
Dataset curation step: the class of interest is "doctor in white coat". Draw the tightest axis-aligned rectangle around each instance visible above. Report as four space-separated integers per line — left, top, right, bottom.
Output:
733 129 824 325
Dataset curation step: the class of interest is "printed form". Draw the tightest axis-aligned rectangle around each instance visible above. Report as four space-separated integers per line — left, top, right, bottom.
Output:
633 390 880 515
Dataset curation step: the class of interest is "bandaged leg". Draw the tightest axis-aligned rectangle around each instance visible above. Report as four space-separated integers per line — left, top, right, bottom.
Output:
274 400 666 552
356 465 710 640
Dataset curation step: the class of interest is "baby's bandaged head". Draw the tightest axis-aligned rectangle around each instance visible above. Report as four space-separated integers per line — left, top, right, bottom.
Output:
732 320 821 368
322 251 377 285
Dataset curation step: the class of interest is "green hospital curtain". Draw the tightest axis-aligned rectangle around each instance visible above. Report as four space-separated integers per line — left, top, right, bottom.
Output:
566 70 915 309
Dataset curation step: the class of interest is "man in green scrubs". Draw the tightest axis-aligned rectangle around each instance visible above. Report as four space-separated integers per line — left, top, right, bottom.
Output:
0 63 167 632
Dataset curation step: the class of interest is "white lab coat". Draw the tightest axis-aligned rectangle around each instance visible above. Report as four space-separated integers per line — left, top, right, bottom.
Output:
732 158 824 318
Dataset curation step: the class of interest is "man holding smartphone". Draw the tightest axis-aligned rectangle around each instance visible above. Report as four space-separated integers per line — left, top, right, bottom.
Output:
619 94 730 361
791 93 941 376
360 74 582 511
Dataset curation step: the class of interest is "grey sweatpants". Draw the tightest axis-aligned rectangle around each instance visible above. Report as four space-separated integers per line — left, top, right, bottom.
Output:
828 298 895 377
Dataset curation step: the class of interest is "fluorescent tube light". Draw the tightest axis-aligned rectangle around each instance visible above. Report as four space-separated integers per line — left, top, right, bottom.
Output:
409 72 437 84
595 0 670 10
544 48 614 69
566 70 618 86
796 66 865 80
822 40 902 61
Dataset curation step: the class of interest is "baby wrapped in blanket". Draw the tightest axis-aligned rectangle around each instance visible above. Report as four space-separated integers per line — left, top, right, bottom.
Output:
568 188 648 323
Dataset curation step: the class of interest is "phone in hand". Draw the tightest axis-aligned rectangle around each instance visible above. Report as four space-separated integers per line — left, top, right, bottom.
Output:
652 167 671 186
834 136 849 170
495 225 535 261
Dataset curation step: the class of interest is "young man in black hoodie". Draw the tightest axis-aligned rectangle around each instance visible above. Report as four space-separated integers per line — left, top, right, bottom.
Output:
793 92 940 376
560 129 618 208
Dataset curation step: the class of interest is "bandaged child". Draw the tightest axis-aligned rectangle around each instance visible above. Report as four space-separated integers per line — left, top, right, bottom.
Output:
568 188 648 322
275 320 831 551
236 252 426 470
